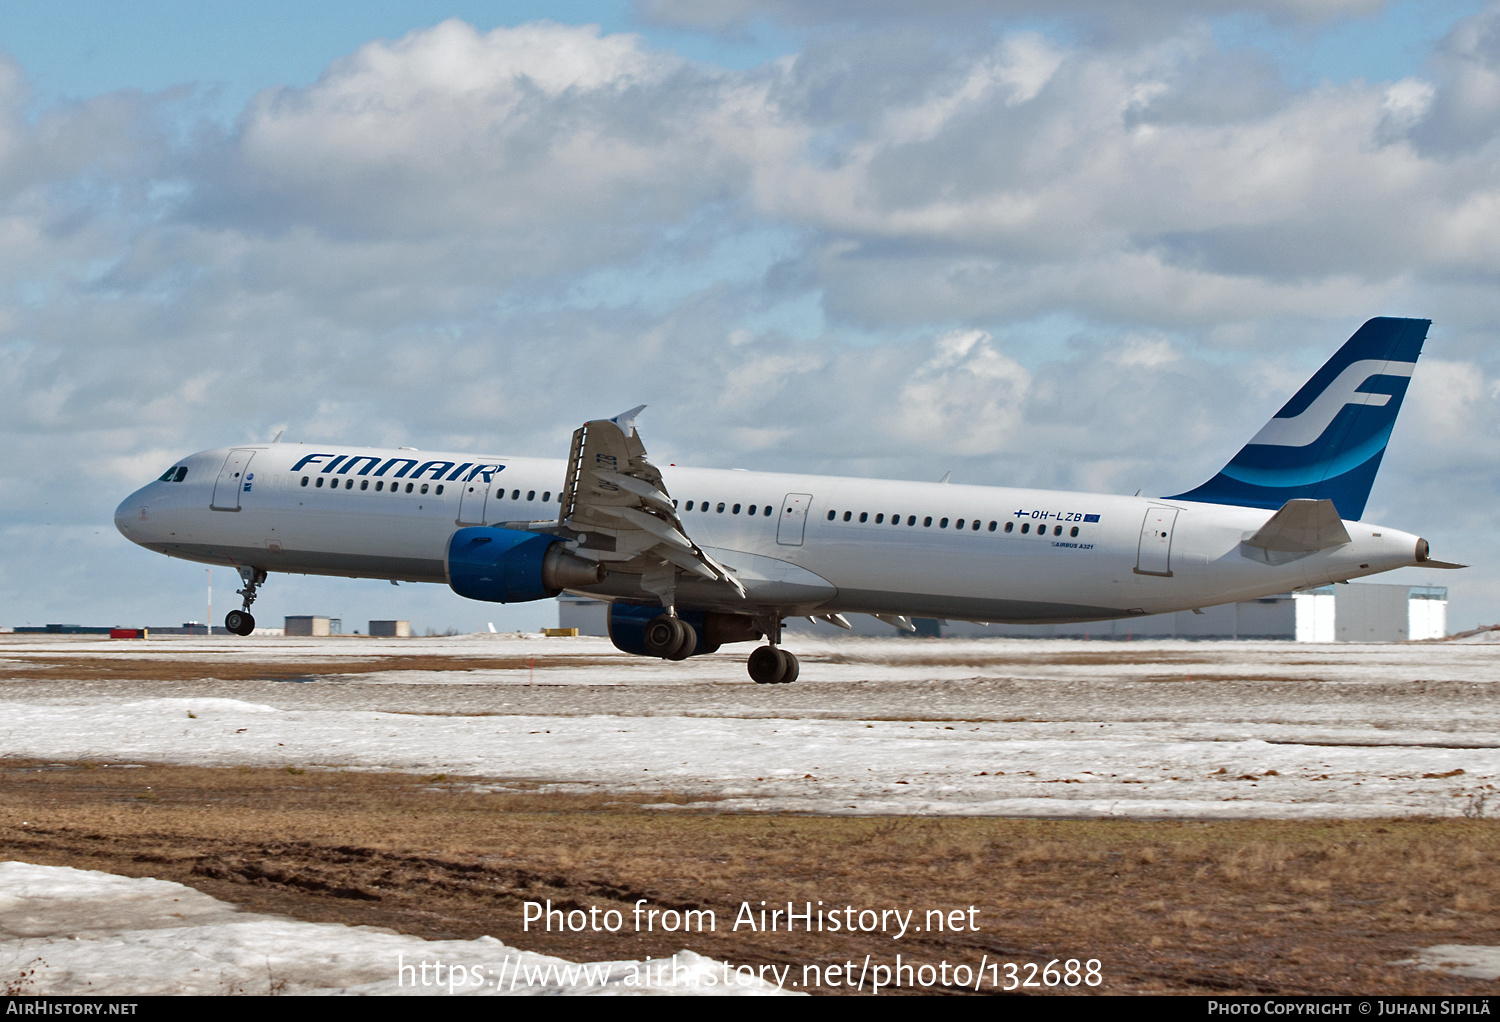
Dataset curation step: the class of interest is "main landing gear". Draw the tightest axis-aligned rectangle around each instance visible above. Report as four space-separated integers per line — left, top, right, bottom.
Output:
747 645 799 685
225 566 266 637
640 609 801 682
643 613 698 661
747 613 798 684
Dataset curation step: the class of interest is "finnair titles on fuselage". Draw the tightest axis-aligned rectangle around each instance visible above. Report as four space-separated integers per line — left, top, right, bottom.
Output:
117 318 1460 683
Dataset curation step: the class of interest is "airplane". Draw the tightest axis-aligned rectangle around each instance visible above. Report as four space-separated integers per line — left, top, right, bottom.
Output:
115 317 1462 683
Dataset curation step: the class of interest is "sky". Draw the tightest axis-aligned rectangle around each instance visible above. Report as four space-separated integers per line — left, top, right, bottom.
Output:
1 0 1498 634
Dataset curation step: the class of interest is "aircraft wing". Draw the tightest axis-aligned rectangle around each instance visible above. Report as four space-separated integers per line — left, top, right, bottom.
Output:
555 406 746 600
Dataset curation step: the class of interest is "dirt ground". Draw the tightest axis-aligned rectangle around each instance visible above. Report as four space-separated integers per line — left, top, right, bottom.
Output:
2 759 1496 996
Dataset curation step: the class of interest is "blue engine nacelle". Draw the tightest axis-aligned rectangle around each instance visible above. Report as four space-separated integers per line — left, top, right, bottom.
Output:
447 527 603 603
607 602 763 657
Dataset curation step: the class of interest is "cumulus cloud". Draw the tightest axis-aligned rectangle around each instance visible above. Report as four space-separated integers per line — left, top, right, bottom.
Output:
1413 2 1500 153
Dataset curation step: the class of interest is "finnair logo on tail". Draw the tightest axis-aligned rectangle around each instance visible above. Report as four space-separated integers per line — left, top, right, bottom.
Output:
1250 359 1415 448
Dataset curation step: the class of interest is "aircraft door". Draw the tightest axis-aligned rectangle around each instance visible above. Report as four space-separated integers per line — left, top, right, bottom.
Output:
210 449 256 511
777 493 813 546
457 477 489 525
1135 507 1179 576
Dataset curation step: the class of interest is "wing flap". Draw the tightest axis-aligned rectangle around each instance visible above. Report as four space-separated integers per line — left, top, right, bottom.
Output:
560 409 746 601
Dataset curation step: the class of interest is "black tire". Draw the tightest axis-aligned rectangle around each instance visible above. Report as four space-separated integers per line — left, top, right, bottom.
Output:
666 620 697 661
643 615 680 658
747 645 787 684
225 610 255 636
776 649 800 684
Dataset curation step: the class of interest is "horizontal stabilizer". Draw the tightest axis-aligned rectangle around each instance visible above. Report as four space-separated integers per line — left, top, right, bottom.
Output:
1419 559 1467 569
1243 498 1350 554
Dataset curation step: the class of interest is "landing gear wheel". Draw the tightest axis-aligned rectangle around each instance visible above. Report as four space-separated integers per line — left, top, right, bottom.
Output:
644 614 697 660
748 645 790 684
665 620 698 661
224 610 255 636
777 648 799 684
643 615 680 657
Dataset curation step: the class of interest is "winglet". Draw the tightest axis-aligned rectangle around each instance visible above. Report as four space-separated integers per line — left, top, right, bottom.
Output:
610 405 647 436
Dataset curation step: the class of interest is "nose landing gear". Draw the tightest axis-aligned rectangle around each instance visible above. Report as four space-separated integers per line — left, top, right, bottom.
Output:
225 566 266 637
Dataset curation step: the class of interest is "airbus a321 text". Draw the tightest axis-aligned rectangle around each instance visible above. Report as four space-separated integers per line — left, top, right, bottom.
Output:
116 317 1462 683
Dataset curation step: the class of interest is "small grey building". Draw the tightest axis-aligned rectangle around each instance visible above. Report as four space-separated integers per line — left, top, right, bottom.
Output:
284 616 343 636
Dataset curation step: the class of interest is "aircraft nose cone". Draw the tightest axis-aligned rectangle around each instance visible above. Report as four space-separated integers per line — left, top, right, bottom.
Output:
115 489 146 540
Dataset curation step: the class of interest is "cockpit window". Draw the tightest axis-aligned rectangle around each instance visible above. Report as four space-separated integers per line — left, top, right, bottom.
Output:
174 466 188 482
158 467 178 482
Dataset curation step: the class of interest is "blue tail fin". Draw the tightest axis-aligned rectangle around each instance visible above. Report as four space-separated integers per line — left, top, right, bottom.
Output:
1167 317 1429 521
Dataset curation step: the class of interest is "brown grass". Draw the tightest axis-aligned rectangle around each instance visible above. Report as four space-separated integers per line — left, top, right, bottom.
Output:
2 758 1498 995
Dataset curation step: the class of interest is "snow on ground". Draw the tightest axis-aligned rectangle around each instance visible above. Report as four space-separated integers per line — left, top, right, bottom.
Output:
0 635 1496 818
1393 946 1500 981
0 862 794 996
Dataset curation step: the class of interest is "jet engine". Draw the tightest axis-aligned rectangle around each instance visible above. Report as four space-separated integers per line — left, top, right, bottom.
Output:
447 527 603 603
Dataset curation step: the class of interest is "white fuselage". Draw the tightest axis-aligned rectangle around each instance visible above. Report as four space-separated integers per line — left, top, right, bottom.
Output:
115 444 1424 623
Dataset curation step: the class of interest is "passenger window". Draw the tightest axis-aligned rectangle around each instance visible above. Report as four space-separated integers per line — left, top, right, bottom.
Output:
1021 522 1029 534
1004 521 1013 533
512 489 520 500
1070 526 1079 537
923 516 932 527
764 506 772 516
717 502 725 513
842 511 851 522
346 479 353 489
316 477 324 488
686 500 695 511
175 467 188 482
827 510 836 521
704 503 711 512
939 518 948 528
747 505 756 515
907 515 916 526
987 521 996 531
406 482 414 493
955 518 964 529
527 490 536 501
972 520 980 531
436 485 444 495
300 477 309 487
1054 525 1062 536
733 504 741 514
421 483 429 494
360 480 368 491
543 491 551 502
376 481 383 491
859 512 868 523
875 513 884 524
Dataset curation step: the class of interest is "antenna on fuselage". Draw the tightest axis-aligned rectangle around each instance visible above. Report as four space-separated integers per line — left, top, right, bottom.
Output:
938 471 951 484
